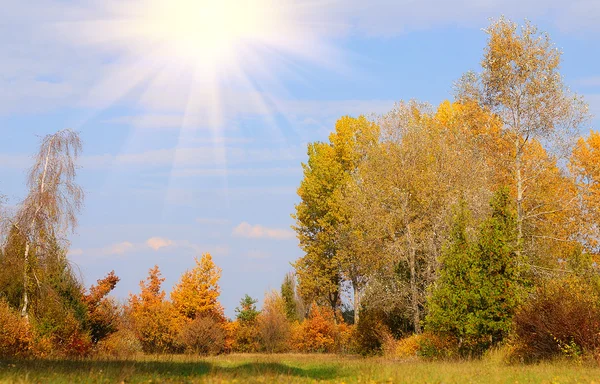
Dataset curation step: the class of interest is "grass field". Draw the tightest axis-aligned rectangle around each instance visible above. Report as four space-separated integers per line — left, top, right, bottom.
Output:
1 354 599 383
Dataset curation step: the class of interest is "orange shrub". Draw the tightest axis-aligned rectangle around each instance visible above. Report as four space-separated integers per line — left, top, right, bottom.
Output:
291 305 342 353
129 301 184 354
394 334 421 359
128 266 184 353
0 299 33 358
355 308 393 355
83 271 120 344
336 321 357 354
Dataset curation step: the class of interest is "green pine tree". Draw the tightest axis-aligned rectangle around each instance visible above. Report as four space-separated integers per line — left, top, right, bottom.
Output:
281 272 299 321
426 188 528 356
235 294 260 323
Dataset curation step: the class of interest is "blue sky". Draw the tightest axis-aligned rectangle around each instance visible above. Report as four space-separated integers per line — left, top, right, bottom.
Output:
1 0 599 317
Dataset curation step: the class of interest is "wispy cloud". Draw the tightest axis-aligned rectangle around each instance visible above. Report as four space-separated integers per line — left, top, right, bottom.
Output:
146 237 173 251
104 241 136 256
68 237 214 259
232 222 295 240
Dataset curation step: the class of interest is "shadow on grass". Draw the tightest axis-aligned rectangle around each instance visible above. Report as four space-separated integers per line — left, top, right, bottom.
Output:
0 359 342 381
217 362 340 380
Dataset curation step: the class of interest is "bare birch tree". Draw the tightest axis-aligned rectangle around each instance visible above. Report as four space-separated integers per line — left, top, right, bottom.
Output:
14 129 83 319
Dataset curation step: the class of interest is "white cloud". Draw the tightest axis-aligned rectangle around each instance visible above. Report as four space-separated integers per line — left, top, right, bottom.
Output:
146 237 173 251
232 222 295 240
105 114 185 129
339 0 600 37
67 236 228 260
105 241 135 255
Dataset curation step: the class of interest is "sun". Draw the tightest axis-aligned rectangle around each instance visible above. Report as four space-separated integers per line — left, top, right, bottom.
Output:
58 0 344 209
63 0 344 162
68 0 342 101
126 0 280 68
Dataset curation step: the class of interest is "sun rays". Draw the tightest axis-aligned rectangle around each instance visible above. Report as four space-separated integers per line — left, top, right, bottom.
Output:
54 0 346 208
63 0 345 121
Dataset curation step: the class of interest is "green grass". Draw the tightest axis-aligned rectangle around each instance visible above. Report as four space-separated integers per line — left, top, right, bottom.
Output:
1 354 600 383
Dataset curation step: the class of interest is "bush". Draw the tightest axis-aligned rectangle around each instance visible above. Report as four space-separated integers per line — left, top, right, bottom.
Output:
417 332 459 359
511 277 600 362
394 334 421 359
96 329 142 359
257 291 290 353
336 321 357 354
179 315 226 355
130 301 184 354
354 308 392 355
35 310 92 357
291 305 340 353
231 320 260 353
0 299 33 358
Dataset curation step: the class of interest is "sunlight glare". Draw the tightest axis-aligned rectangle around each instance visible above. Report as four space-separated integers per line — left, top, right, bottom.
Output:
134 0 277 66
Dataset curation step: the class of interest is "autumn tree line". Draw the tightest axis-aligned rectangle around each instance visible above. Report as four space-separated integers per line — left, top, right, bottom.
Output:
2 17 600 361
0 128 350 357
292 17 600 361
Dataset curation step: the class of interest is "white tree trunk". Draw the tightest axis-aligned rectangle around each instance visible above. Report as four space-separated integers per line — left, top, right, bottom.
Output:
20 241 30 320
353 281 360 325
516 137 523 252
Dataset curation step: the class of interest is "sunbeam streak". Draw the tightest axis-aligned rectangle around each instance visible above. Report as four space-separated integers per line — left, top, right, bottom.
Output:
56 0 348 198
63 0 346 112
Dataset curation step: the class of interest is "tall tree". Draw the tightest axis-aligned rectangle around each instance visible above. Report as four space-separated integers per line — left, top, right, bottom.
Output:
171 253 224 321
13 130 83 320
345 101 492 332
293 116 379 313
456 17 589 258
129 265 182 353
571 131 600 253
281 272 304 321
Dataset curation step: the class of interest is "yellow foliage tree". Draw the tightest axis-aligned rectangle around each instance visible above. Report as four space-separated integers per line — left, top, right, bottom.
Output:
571 131 600 253
293 115 380 316
171 253 225 321
456 17 589 255
128 265 183 353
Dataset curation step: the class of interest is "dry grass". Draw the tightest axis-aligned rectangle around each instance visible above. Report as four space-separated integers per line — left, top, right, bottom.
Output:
1 353 600 383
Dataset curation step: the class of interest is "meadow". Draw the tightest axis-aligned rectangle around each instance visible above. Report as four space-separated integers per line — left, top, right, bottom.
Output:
1 354 600 384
